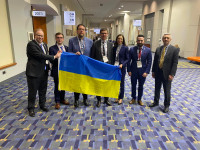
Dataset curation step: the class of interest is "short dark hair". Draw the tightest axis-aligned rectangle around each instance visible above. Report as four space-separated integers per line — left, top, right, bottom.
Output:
77 24 86 30
100 28 108 33
55 32 64 38
137 34 144 39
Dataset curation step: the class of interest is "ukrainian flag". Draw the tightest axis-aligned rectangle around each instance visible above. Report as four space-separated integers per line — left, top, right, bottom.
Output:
59 52 121 98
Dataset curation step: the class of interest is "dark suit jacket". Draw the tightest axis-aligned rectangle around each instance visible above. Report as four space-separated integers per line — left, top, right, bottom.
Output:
68 36 93 56
127 46 152 74
113 45 129 67
90 40 114 65
49 44 68 77
152 44 179 79
26 40 54 77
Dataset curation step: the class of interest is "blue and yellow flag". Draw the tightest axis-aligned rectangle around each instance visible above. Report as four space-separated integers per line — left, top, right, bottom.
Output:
59 52 121 98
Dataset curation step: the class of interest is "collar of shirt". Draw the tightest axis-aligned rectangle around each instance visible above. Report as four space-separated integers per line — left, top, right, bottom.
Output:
101 39 107 44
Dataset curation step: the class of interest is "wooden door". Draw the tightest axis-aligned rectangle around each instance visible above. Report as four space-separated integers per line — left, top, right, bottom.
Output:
32 17 48 44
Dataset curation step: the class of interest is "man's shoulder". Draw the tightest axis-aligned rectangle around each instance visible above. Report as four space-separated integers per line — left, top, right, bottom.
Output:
69 36 77 41
84 37 93 43
49 44 57 50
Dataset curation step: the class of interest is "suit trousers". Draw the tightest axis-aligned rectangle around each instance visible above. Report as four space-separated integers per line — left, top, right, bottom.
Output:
154 68 172 107
74 92 87 101
118 67 126 99
53 75 65 103
131 68 146 100
27 71 48 110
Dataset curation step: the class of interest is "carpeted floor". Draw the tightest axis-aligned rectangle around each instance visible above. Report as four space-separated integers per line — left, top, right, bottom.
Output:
0 59 200 150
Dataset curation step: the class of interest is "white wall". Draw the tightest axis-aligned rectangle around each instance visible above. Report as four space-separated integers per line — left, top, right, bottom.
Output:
0 0 33 82
143 0 200 57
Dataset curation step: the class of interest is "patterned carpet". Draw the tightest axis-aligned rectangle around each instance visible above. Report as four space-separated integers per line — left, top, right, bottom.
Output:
0 60 200 150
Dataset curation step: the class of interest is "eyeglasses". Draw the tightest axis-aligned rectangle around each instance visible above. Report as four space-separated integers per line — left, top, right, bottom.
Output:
78 28 85 31
56 37 63 39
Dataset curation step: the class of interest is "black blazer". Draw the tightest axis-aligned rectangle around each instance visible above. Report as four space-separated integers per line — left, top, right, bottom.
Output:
152 45 179 79
49 44 68 77
26 40 54 77
90 40 114 65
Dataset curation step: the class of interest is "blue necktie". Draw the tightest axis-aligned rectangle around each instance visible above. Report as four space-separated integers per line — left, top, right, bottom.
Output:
40 44 46 54
40 44 46 70
60 46 64 52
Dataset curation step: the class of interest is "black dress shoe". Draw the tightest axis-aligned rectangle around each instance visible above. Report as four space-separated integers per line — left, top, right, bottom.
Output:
83 99 89 106
96 100 101 107
40 107 49 112
163 106 169 113
104 100 111 106
74 99 79 108
149 102 159 107
29 110 35 117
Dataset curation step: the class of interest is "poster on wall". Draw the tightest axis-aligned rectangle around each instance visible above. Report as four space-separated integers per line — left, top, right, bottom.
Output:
64 11 76 25
147 30 151 38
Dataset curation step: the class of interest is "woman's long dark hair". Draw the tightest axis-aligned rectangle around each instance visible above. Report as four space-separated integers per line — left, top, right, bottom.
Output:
114 34 126 48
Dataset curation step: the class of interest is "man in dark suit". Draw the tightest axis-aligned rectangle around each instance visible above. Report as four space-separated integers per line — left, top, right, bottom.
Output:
127 35 152 106
26 29 61 117
49 32 69 110
149 33 179 113
68 24 93 108
90 28 114 107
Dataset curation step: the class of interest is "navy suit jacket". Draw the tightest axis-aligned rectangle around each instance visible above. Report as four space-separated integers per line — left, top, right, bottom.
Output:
113 45 129 67
68 36 93 56
127 45 152 74
49 44 68 77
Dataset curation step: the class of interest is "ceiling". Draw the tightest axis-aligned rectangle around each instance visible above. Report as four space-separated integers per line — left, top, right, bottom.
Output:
70 0 150 27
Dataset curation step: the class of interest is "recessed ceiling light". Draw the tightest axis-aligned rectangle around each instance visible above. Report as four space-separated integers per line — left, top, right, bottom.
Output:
122 11 130 13
121 5 124 8
118 7 121 9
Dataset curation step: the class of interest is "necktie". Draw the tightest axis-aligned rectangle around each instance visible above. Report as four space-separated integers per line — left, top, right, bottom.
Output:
138 47 142 60
60 46 64 52
159 46 166 69
40 44 46 54
103 42 105 56
40 44 47 70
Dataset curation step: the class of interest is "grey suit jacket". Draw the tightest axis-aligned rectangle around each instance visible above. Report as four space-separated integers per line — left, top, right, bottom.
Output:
90 40 114 65
152 44 179 80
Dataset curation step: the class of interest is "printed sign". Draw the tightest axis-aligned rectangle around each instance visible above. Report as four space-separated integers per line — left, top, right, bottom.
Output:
64 11 76 25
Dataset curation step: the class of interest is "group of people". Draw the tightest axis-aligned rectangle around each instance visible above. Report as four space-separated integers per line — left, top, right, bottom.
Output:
26 24 179 117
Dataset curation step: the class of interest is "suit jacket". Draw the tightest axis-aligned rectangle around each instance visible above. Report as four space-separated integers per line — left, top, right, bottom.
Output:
49 44 68 77
152 44 179 79
68 36 93 56
127 45 152 74
90 40 114 65
113 45 129 67
26 40 54 77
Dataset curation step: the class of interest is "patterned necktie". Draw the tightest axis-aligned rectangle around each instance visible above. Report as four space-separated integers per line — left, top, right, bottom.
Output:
103 42 105 56
40 44 46 70
40 44 46 54
60 46 64 52
159 46 166 69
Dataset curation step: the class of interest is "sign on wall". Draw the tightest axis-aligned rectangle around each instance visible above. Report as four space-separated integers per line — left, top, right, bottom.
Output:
32 11 46 17
64 11 76 25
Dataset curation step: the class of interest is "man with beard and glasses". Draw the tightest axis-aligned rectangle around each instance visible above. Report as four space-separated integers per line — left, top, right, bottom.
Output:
68 24 93 108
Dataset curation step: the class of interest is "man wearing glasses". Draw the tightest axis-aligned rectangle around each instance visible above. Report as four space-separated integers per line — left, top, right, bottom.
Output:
68 24 93 108
49 32 70 110
26 29 61 117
